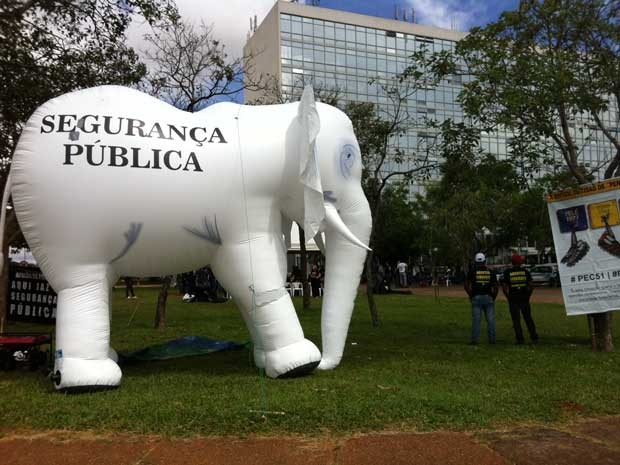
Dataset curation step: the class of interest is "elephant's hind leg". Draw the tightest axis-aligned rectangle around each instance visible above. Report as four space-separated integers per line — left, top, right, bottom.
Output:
211 236 321 379
53 265 121 390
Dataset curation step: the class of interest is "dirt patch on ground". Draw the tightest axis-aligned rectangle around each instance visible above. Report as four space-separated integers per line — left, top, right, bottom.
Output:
412 286 565 305
2 417 619 465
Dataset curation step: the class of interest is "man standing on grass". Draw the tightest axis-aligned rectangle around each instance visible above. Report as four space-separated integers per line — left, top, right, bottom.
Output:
396 260 408 288
502 254 538 345
464 253 498 345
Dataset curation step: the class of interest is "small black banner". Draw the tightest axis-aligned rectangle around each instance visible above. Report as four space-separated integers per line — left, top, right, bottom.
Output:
7 264 57 324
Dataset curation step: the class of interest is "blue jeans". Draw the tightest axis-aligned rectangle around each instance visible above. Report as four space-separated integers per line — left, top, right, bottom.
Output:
471 294 496 343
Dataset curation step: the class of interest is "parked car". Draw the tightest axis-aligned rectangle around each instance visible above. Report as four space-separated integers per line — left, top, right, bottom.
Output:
530 264 560 287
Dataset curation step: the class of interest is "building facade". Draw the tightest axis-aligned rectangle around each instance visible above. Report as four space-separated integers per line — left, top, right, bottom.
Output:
244 1 619 196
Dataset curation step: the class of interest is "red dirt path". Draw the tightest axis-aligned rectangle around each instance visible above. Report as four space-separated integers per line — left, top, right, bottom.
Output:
2 416 620 465
411 285 565 304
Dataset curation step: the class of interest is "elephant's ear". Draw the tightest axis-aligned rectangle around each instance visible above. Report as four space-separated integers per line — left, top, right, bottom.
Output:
298 85 324 241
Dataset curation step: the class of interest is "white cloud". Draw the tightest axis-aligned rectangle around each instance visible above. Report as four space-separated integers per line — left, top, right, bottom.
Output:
127 0 278 58
405 0 485 31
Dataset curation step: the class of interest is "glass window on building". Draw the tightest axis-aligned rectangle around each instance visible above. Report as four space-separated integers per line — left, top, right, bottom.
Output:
346 50 356 68
281 45 291 60
314 47 325 64
303 46 314 62
356 28 366 44
346 25 356 42
336 52 346 67
416 37 433 51
282 72 293 86
324 22 335 39
336 26 345 41
292 17 302 35
292 46 302 61
314 22 324 37
377 57 387 72
387 58 396 74
367 55 377 70
325 50 335 65
303 19 313 36
280 16 291 33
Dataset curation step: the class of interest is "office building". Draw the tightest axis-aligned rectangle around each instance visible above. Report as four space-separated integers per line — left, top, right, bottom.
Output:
244 1 618 195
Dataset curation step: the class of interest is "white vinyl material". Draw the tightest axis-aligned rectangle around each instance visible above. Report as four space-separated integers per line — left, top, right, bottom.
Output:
6 85 371 389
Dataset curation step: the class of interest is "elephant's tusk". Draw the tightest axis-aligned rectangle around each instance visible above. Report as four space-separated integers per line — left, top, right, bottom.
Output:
323 203 371 251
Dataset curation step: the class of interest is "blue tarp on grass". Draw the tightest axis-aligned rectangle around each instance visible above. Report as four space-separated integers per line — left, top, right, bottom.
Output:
119 336 247 363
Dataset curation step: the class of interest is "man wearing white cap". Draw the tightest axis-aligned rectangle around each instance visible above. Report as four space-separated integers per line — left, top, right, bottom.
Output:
464 252 498 345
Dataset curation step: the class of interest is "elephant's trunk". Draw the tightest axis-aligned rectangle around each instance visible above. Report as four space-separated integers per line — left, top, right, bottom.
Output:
317 195 371 370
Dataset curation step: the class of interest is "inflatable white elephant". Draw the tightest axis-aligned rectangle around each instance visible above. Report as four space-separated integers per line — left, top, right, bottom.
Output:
2 85 371 389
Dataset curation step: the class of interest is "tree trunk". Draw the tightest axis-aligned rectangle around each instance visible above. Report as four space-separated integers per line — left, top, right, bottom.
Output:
365 250 380 327
299 225 311 310
587 315 596 350
364 195 381 327
0 231 9 333
154 276 171 329
586 171 616 352
591 312 613 352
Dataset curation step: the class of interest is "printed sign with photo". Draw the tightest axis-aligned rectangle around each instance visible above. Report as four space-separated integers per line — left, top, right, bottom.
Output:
547 178 620 315
588 200 620 229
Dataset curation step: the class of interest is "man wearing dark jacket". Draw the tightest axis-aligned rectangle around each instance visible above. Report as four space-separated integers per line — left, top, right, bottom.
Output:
464 253 498 345
502 254 538 344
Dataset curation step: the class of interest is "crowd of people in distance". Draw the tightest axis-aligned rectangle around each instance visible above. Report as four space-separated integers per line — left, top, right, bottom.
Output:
122 266 229 304
177 267 229 303
370 259 444 293
287 263 325 297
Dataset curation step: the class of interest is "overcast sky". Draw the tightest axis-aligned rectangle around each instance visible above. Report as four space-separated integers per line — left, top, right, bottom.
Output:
129 0 521 59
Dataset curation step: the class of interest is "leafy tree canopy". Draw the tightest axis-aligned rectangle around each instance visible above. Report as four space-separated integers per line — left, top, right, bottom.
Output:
416 0 619 184
418 121 551 266
0 0 179 164
371 183 426 263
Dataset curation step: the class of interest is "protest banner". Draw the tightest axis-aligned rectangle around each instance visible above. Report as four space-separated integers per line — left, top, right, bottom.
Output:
547 178 620 315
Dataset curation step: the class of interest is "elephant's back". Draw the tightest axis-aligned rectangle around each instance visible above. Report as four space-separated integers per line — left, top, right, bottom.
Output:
11 86 243 285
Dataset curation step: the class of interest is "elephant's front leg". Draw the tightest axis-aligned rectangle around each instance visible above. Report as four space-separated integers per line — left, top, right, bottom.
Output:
211 234 321 378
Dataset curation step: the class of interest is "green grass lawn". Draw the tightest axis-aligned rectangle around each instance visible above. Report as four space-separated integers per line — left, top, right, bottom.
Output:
1 288 619 436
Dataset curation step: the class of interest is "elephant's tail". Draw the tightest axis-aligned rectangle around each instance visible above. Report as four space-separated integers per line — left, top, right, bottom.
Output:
0 173 12 271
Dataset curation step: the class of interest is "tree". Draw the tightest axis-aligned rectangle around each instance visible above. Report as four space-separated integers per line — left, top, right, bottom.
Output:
346 76 440 326
0 0 178 331
371 183 426 264
417 121 524 266
142 20 264 112
418 0 619 350
141 18 270 326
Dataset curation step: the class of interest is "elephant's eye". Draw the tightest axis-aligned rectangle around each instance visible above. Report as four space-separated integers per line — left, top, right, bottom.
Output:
340 144 356 179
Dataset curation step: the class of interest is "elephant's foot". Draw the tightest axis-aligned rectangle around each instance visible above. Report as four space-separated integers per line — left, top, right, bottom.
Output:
316 357 339 371
264 339 321 379
53 357 122 391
